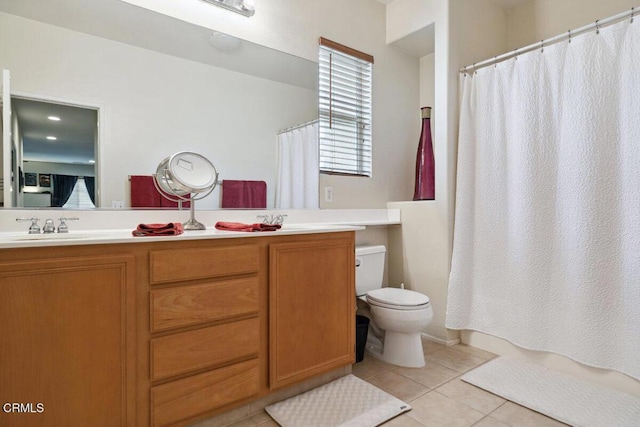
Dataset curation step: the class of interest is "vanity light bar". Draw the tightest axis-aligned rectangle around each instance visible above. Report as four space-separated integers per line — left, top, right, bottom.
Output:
200 0 255 17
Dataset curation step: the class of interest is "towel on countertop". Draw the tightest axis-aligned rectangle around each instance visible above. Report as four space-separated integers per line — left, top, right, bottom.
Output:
215 221 281 232
132 222 184 237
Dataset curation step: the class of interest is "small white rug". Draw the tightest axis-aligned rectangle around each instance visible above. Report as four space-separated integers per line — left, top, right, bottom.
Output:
265 374 411 427
462 357 640 427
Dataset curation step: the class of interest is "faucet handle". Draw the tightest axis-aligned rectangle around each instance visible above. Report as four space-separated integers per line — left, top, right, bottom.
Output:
273 214 288 225
16 217 41 234
58 217 79 233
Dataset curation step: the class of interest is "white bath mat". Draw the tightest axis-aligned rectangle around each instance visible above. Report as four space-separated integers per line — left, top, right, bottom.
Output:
462 357 640 427
265 374 410 427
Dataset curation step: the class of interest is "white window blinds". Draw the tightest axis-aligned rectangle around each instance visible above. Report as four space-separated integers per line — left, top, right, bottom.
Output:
319 38 373 177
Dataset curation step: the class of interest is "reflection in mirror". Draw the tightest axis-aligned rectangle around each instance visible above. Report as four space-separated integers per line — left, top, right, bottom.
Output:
0 1 319 210
155 151 219 230
12 97 98 208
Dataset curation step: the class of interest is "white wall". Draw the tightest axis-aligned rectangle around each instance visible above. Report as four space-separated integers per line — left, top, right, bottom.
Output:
419 54 435 109
507 0 638 50
0 11 316 209
386 0 507 343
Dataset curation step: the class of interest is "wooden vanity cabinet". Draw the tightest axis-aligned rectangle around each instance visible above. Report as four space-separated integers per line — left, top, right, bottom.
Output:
0 230 355 427
0 251 137 427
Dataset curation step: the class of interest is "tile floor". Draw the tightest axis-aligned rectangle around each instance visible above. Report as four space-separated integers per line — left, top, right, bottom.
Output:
224 339 569 427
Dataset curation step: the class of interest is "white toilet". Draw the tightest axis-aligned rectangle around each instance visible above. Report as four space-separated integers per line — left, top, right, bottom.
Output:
356 245 433 368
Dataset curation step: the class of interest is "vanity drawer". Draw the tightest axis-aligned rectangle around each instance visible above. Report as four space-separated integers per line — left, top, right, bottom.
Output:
149 245 259 284
151 358 260 427
150 277 259 332
151 317 259 381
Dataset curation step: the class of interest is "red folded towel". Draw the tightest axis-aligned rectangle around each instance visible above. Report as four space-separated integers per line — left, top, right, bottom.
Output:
215 221 281 232
132 222 184 237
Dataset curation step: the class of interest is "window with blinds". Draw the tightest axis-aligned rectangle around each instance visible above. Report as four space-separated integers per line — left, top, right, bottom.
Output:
319 38 373 177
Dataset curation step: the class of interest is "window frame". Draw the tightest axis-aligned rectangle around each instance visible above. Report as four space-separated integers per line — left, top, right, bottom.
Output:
318 37 373 177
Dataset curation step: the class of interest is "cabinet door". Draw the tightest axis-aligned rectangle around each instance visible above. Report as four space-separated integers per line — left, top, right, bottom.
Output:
0 255 136 427
269 237 355 389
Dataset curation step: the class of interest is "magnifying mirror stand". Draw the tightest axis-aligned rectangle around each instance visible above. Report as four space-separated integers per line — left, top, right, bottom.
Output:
184 201 205 230
153 151 219 232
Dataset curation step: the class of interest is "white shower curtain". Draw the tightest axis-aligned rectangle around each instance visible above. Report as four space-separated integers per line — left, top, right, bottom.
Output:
275 121 319 209
447 19 640 379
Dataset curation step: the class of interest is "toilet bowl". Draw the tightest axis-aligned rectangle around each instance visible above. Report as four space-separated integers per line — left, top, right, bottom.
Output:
355 246 433 368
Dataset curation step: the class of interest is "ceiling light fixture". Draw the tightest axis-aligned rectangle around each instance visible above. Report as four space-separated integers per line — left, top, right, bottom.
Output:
200 0 256 17
48 116 61 121
46 136 57 140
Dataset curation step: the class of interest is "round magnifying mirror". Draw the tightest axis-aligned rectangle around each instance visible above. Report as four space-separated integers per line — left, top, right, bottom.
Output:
155 152 217 196
153 151 219 231
168 152 217 193
155 157 189 197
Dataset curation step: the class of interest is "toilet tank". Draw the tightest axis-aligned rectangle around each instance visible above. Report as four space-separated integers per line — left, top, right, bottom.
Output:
355 245 386 296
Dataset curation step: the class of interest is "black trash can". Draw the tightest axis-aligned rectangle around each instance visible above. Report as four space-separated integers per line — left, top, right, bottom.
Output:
355 315 370 363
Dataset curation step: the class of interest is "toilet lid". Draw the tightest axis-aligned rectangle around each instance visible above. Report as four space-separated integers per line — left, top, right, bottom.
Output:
366 288 430 308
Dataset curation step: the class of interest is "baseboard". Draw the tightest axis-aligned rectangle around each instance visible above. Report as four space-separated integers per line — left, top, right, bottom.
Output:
422 332 460 347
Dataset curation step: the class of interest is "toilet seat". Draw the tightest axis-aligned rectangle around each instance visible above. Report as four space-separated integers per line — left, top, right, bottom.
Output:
366 288 430 311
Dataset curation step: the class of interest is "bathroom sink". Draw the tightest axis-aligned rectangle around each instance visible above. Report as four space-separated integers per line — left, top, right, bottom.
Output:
6 233 100 242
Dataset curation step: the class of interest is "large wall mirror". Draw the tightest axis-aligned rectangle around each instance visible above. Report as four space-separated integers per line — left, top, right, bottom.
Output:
0 0 318 210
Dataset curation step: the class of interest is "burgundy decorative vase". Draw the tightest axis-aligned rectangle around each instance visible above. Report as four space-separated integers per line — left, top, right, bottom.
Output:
413 106 435 200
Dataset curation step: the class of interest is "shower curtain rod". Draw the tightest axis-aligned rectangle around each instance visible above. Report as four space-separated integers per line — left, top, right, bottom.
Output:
277 119 319 135
460 6 637 73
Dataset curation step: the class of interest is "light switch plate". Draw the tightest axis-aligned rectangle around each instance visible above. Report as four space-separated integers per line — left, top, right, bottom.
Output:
324 187 333 203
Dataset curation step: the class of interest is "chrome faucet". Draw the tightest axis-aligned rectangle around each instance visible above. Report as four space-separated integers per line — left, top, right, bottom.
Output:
15 217 80 234
257 214 288 225
16 217 41 234
57 217 79 233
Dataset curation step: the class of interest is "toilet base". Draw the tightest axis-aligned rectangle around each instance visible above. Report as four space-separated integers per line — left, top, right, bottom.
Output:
366 330 425 368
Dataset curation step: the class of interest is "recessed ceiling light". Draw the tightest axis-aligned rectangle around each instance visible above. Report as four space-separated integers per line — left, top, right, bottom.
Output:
46 136 57 140
48 116 61 121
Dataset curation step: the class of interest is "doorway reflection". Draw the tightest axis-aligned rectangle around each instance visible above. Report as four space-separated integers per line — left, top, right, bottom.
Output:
11 97 98 208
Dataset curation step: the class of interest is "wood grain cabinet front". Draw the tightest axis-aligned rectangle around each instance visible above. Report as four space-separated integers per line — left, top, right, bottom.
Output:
0 255 136 427
150 277 259 332
149 245 259 284
151 317 260 381
151 359 260 427
148 242 264 426
269 237 355 390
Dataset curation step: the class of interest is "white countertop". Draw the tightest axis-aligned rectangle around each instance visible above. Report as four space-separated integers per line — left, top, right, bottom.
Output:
0 208 399 249
0 224 366 249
